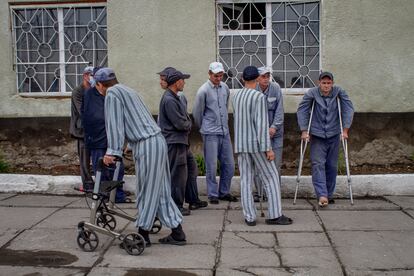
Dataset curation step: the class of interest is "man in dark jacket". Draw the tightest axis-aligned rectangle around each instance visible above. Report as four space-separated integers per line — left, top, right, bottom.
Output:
70 66 94 189
81 67 126 202
158 68 207 216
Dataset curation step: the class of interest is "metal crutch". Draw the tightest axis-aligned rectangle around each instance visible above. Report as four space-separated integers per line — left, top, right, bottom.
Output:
293 101 315 204
337 97 354 205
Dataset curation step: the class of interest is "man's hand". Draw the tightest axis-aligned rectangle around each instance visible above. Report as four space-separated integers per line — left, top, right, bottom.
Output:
269 127 276 138
301 131 310 142
342 128 349 140
103 155 116 166
266 150 275 161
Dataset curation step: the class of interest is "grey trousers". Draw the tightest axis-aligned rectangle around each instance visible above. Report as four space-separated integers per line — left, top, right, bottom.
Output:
76 139 93 187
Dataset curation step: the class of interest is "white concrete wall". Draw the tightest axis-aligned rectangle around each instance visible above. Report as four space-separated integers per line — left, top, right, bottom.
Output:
0 0 413 117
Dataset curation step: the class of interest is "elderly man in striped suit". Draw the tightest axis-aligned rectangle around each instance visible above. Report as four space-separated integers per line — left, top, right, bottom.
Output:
232 65 292 226
95 68 186 246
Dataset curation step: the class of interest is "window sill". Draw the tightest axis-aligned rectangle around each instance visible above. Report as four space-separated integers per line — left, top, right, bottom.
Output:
18 92 72 98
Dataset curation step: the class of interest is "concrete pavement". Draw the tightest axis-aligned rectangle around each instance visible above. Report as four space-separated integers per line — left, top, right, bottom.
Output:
1 194 414 276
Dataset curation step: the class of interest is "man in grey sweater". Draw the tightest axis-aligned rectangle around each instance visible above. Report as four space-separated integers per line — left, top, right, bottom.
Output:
70 66 94 190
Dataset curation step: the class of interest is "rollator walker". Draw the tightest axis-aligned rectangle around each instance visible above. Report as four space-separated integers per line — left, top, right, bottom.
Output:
293 97 354 205
76 157 162 255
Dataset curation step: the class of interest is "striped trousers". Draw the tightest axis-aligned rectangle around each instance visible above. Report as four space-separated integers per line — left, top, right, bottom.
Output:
131 133 183 231
238 152 282 222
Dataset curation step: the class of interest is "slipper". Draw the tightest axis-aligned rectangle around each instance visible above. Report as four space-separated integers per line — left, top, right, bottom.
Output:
318 197 328 207
159 234 186 246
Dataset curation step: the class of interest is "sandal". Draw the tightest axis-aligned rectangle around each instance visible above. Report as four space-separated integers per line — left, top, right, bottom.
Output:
158 234 186 246
318 197 328 207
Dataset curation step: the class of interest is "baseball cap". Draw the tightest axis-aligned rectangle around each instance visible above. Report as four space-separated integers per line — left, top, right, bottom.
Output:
242 66 259 81
83 66 94 74
258 66 272 75
209 62 224 74
94 67 117 82
319 71 334 81
92 66 102 76
165 68 191 86
157 67 176 76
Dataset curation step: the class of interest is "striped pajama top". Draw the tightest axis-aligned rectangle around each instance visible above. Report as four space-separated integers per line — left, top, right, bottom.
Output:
104 84 161 157
232 88 271 153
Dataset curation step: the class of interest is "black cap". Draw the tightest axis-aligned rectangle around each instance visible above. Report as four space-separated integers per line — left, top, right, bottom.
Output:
319 71 334 81
165 69 191 86
157 67 176 76
242 66 259 81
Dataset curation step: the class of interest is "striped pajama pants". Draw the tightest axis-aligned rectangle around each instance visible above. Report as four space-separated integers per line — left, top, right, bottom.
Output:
131 133 183 231
238 152 282 222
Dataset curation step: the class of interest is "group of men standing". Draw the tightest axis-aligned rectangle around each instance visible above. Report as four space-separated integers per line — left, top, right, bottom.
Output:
70 61 354 246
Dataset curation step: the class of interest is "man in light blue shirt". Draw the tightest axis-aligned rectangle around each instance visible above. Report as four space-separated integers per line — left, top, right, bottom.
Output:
193 62 236 204
297 72 354 206
254 67 284 202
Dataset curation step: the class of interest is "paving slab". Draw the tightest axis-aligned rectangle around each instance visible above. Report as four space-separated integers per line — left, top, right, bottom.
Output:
0 266 87 276
216 268 292 276
0 206 57 230
309 198 400 210
319 211 414 231
181 210 225 231
278 247 342 274
6 228 107 267
100 244 216 269
225 210 323 232
346 269 414 276
88 267 212 276
219 247 280 268
229 198 313 210
0 228 22 247
384 196 414 210
0 194 77 207
330 231 414 270
221 232 276 248
407 210 414 218
0 193 15 200
277 232 330 248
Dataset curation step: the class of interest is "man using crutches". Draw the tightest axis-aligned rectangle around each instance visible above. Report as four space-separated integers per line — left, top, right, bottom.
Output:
297 72 354 207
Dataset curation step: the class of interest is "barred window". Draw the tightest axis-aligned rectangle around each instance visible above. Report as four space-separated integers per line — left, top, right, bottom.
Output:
11 4 107 95
217 1 320 91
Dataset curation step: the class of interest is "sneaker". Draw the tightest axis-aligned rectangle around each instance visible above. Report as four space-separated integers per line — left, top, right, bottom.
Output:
245 219 256 226
179 207 191 216
209 197 219 204
188 200 208 210
219 194 238 202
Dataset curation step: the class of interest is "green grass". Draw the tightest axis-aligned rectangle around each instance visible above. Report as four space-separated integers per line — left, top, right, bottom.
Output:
337 149 346 175
0 154 10 173
194 154 221 176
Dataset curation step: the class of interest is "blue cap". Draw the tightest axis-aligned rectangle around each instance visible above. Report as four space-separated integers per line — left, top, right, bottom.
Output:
242 66 259 81
94 67 116 82
319 71 334 81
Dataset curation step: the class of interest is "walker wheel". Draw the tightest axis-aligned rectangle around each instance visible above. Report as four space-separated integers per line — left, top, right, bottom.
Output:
77 229 99 252
150 217 162 234
96 213 117 230
122 233 145 256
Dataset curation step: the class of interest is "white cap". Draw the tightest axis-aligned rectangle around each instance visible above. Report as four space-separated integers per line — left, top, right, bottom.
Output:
209 62 225 74
258 66 272 75
83 66 94 74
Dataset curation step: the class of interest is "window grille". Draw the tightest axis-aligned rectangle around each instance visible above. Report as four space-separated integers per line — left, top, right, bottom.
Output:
10 4 107 94
217 1 320 91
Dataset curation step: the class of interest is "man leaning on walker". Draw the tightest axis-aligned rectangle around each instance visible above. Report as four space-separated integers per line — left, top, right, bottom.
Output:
232 65 292 226
297 71 354 207
96 67 187 246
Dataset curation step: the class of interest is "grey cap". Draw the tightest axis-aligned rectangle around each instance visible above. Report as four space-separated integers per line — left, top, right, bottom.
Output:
165 68 191 86
94 67 116 82
319 71 334 81
157 67 176 76
83 66 94 74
